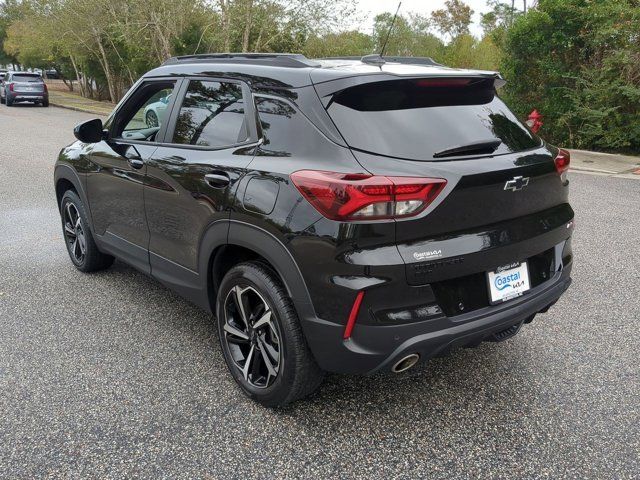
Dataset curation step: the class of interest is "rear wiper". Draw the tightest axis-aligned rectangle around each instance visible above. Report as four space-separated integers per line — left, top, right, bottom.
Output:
433 139 502 159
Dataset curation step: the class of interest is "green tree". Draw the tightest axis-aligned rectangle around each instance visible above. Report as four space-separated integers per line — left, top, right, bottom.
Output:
481 0 521 35
372 12 444 58
304 31 373 58
431 0 474 39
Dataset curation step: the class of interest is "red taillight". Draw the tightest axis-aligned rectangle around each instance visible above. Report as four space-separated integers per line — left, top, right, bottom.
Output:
290 170 447 221
43 83 48 93
9 83 13 92
554 148 570 175
343 290 365 340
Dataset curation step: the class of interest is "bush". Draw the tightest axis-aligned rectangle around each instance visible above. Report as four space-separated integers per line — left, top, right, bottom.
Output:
501 0 640 153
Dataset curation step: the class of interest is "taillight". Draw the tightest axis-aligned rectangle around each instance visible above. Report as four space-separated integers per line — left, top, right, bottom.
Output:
9 83 13 92
43 83 48 93
290 170 446 221
554 148 570 175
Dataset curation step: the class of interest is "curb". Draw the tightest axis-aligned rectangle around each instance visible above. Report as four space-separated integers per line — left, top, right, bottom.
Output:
49 100 112 117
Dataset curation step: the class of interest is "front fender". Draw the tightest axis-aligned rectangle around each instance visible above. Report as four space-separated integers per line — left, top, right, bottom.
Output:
54 163 94 231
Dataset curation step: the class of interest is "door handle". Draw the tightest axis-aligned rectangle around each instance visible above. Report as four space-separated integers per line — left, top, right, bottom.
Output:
128 158 144 169
125 146 144 169
204 172 230 188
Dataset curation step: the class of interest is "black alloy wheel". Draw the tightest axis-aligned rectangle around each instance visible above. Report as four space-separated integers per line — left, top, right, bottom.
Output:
216 262 324 407
222 284 282 388
59 190 114 272
63 201 87 265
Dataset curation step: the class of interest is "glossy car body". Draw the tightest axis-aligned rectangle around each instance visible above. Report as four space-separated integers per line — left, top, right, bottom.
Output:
54 54 573 375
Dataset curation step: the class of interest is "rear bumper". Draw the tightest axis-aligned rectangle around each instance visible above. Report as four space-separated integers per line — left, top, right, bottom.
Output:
302 263 572 374
8 93 47 101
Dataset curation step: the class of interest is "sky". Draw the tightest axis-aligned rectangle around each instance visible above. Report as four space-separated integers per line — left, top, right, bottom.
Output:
353 0 493 38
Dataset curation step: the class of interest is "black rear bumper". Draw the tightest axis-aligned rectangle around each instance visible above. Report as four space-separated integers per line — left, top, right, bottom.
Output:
301 262 572 375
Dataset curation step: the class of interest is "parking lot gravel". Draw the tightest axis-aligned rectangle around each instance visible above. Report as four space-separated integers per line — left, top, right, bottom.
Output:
0 105 638 479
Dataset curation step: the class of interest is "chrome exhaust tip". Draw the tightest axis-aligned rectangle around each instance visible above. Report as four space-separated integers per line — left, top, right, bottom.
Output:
391 353 420 373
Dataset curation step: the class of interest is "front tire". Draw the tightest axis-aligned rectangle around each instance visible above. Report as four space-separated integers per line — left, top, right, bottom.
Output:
60 190 114 272
216 262 324 407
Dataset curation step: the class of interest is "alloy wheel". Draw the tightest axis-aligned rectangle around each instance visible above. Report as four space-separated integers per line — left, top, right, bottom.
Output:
63 202 86 264
145 110 159 128
223 285 281 388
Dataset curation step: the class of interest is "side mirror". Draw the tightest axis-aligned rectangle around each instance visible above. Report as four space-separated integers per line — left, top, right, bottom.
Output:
74 118 105 143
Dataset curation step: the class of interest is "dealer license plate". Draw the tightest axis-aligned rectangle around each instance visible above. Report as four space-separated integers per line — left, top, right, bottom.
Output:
487 262 530 304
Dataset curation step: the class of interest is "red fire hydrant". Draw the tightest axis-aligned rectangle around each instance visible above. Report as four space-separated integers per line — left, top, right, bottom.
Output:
526 109 543 133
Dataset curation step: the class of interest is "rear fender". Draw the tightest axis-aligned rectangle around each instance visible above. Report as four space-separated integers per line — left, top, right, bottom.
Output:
226 220 317 324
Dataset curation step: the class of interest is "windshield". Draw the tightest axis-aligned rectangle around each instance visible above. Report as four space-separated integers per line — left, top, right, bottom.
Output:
327 78 540 161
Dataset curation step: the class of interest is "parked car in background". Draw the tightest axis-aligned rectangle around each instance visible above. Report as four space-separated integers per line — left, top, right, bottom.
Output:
45 68 60 79
0 69 7 82
55 53 574 407
1 71 49 107
143 93 171 127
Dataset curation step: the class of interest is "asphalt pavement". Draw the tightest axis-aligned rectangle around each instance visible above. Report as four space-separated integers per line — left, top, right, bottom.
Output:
0 104 638 479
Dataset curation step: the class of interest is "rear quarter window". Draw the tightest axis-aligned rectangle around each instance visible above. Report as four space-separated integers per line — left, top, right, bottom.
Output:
327 78 540 161
255 96 301 155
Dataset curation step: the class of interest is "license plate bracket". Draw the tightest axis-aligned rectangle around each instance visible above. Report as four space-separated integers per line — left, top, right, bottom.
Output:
487 261 531 304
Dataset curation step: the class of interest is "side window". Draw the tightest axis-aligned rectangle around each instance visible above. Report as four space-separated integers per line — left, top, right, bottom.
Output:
255 96 299 155
172 80 247 147
113 81 176 142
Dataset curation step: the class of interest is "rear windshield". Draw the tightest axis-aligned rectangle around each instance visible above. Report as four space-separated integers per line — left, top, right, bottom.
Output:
12 74 42 82
326 78 540 161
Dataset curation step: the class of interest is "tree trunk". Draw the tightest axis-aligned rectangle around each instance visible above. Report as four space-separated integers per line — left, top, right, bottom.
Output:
254 25 264 52
69 54 85 97
219 0 231 51
242 0 254 53
94 32 117 103
61 77 74 92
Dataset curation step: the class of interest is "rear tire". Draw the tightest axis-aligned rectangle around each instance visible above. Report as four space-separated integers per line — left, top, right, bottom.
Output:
6 96 13 106
216 261 324 407
60 190 114 272
42 99 49 107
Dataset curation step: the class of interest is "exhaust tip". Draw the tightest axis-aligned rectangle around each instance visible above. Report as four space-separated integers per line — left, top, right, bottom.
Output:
391 353 420 373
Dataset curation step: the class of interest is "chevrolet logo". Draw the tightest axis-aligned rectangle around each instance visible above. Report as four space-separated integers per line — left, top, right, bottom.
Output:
504 176 530 191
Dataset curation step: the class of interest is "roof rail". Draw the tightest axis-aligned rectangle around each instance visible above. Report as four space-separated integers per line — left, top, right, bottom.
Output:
162 53 321 68
323 55 442 67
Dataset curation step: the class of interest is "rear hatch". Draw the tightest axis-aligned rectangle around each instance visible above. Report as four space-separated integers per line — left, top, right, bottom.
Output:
11 74 45 93
316 73 573 286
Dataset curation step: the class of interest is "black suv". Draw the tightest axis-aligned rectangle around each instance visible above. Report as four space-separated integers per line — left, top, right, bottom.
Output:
55 53 573 407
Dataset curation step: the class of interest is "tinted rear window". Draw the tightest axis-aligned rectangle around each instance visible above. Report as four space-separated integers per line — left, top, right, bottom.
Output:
327 78 540 161
12 74 42 82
